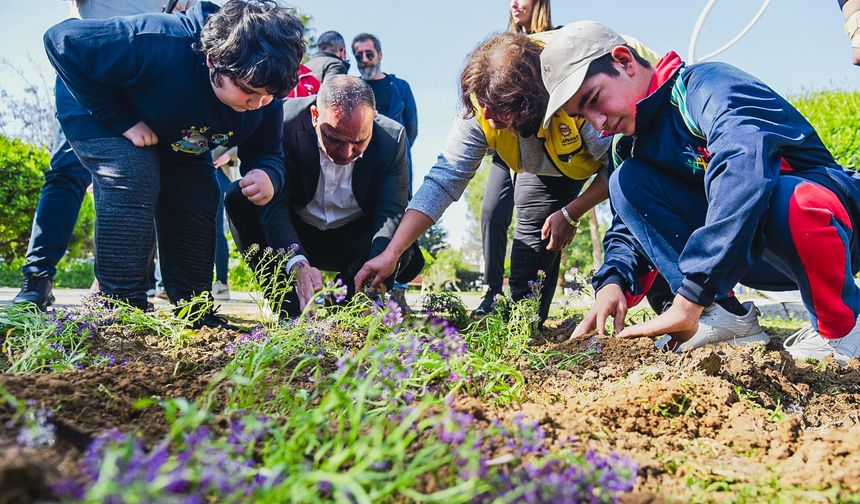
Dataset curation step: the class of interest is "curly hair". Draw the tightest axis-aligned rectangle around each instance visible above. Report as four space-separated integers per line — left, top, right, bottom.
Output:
460 32 546 137
195 0 306 98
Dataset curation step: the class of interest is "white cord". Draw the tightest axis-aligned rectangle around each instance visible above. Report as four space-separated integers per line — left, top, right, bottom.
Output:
688 0 772 64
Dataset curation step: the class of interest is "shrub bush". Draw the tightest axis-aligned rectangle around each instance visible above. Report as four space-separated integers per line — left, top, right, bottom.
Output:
0 134 95 265
54 258 94 288
0 134 49 262
791 90 860 169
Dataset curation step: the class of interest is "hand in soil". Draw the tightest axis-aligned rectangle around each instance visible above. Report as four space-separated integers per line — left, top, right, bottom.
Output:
569 284 628 340
617 294 703 341
354 249 398 293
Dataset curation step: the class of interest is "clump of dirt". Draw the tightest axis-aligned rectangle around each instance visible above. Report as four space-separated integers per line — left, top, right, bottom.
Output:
0 445 70 503
88 324 242 371
0 355 220 504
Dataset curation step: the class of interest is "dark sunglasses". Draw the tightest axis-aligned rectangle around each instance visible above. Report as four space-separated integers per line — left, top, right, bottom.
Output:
355 50 376 61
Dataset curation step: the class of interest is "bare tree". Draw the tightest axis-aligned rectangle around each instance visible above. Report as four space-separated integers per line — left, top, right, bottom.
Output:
0 57 56 148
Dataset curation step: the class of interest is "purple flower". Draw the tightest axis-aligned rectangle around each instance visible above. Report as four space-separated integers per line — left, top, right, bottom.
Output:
97 352 117 367
330 278 348 303
438 408 474 446
382 300 403 327
226 326 269 354
15 408 56 448
476 449 638 503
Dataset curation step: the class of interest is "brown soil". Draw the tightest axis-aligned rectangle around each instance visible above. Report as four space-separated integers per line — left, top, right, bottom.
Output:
473 321 860 501
2 318 859 502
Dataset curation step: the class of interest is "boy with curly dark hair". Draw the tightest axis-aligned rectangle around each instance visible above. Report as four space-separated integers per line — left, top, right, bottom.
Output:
43 0 305 325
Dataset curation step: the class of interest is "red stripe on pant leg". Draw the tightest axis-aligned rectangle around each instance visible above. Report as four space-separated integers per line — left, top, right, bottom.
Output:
625 269 658 307
788 182 855 339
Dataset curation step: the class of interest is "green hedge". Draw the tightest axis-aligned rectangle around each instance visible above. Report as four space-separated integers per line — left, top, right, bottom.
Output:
0 134 96 274
791 90 860 169
0 135 50 262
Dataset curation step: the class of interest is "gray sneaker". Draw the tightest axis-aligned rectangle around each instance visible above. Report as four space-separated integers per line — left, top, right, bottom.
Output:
783 321 860 365
656 301 770 352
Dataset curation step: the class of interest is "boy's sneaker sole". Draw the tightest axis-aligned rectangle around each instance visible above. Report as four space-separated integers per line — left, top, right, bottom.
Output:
656 331 770 352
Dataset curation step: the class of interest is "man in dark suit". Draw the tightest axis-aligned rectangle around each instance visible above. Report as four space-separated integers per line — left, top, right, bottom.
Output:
225 75 422 316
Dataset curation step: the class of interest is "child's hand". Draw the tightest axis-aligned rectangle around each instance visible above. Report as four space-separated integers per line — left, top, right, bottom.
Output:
569 283 627 340
122 121 158 147
239 169 274 205
617 294 703 341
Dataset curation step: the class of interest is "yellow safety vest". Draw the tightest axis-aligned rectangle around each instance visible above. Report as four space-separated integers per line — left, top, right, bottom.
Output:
471 31 657 180
473 95 601 180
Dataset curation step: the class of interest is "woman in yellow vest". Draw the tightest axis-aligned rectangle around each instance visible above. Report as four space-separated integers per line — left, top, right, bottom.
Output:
353 32 606 326
472 0 557 319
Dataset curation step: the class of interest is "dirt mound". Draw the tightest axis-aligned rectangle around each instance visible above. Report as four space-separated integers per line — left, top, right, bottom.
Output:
0 362 213 443
486 332 860 500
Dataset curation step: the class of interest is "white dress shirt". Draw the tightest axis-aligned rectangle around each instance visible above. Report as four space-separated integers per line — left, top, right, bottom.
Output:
288 148 365 271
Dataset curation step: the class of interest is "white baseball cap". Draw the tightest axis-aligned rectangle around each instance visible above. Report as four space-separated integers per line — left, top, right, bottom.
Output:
540 21 627 129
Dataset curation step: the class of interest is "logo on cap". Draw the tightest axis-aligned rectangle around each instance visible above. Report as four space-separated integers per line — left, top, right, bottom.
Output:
542 64 553 78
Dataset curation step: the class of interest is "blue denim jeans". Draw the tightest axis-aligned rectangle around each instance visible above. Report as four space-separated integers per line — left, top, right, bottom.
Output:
22 122 91 277
69 136 219 307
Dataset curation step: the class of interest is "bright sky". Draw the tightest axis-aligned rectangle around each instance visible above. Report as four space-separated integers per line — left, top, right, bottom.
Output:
2 1 857 248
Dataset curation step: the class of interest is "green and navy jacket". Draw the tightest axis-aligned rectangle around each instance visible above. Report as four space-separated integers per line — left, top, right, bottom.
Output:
594 52 860 306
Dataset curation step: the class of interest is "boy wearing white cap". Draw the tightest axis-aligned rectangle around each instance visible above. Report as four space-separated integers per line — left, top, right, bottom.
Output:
547 21 860 363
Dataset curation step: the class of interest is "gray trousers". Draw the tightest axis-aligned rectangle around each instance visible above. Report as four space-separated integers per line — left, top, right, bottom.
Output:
69 137 219 308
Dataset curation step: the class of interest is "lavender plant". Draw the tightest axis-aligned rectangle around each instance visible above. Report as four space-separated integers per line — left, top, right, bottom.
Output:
1 387 56 448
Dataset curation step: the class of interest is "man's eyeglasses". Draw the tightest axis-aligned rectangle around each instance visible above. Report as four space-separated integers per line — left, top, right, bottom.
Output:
355 50 376 62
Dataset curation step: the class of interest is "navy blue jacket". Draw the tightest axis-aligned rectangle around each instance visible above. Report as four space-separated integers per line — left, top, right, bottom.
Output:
594 55 860 306
375 74 418 147
44 1 285 192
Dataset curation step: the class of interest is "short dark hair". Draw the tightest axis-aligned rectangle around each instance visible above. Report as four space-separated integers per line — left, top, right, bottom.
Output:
317 75 376 116
317 30 345 54
584 45 652 81
352 33 381 52
460 32 546 137
195 0 306 98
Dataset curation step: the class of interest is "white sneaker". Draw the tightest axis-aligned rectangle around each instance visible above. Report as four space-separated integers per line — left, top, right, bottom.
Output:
783 320 860 365
212 281 230 300
656 301 770 352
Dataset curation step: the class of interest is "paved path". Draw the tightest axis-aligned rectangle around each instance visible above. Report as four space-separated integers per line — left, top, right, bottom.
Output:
0 287 486 317
0 286 811 322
